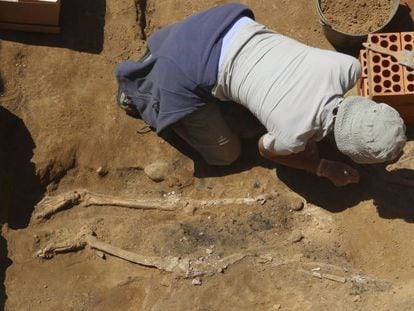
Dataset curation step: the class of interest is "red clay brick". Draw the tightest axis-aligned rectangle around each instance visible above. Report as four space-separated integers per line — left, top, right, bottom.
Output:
362 33 414 123
400 32 414 94
367 33 404 98
358 77 370 98
363 77 370 98
358 49 368 78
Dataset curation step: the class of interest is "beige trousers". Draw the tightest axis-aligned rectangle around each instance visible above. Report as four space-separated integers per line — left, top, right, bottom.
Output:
171 101 241 166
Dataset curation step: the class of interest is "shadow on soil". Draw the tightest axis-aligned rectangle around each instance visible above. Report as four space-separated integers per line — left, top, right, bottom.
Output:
0 106 45 308
0 0 106 54
161 102 273 178
383 3 414 33
0 234 10 309
0 73 4 95
277 127 414 223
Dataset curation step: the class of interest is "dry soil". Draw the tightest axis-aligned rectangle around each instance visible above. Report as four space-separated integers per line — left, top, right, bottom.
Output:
320 0 393 34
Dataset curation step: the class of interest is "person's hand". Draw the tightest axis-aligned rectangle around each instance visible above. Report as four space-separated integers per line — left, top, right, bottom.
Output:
316 159 360 187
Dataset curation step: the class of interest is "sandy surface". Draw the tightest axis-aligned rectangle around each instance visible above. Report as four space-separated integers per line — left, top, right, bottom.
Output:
1 0 414 310
320 0 393 34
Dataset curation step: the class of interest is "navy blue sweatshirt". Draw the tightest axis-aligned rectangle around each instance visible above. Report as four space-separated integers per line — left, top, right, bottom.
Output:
115 3 254 133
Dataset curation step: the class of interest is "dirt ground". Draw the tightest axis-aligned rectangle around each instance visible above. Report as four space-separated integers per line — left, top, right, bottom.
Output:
1 0 414 310
320 0 393 34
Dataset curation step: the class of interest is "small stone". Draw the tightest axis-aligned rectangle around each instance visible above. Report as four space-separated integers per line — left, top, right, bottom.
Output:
289 230 304 243
217 268 224 273
96 251 106 259
160 279 170 287
144 161 170 182
206 248 213 255
253 181 261 188
96 166 108 177
290 200 304 211
257 258 269 264
257 255 273 264
353 295 361 302
192 278 202 286
183 205 197 216
273 304 281 310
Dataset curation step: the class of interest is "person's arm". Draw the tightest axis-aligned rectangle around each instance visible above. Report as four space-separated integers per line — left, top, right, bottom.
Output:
258 135 360 186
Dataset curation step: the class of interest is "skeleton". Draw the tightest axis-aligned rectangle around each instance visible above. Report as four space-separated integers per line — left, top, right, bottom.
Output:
34 155 414 277
34 190 282 278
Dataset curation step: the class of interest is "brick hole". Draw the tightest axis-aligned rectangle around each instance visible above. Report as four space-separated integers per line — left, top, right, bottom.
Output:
404 34 412 42
383 80 391 88
408 84 414 92
392 75 401 82
371 36 379 43
407 74 414 82
382 60 390 67
373 75 382 83
380 40 389 48
390 34 398 42
383 70 391 78
391 64 400 72
373 65 381 73
373 55 381 63
374 85 382 92
393 85 401 92
390 44 398 51
405 44 413 51
384 89 392 93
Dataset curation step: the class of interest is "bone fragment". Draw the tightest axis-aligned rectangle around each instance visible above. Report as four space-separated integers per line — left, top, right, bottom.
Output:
311 271 346 283
36 240 86 259
34 191 84 220
321 273 347 283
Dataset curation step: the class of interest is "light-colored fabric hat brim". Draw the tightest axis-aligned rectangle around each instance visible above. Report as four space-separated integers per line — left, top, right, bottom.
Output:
334 96 406 164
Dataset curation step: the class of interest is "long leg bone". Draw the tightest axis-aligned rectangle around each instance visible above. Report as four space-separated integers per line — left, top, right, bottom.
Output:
33 190 277 221
36 231 247 278
83 192 179 211
85 235 191 275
